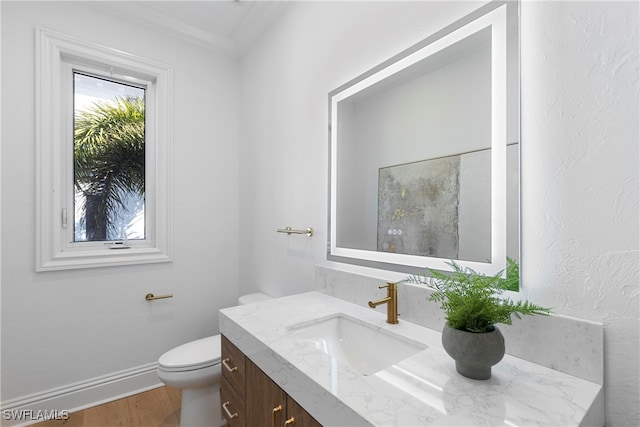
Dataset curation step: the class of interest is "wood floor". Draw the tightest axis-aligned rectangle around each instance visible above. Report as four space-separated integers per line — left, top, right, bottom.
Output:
33 386 182 427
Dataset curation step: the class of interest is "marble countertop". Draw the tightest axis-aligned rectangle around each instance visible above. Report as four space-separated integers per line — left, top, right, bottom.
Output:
219 291 603 427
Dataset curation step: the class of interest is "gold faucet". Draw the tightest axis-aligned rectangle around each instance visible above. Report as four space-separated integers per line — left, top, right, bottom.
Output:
368 282 399 324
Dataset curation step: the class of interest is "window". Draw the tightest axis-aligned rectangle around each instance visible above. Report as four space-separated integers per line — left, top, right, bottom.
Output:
73 72 147 243
36 28 173 271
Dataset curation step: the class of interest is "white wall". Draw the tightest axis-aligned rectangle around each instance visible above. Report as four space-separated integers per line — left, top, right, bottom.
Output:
238 1 481 298
1 1 240 404
239 1 639 426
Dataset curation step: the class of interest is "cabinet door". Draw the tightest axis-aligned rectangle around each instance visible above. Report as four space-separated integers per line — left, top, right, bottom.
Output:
285 396 323 427
246 359 287 427
221 335 246 395
221 377 246 427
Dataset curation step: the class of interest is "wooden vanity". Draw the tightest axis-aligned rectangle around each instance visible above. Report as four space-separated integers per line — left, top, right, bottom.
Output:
221 335 322 427
219 291 604 427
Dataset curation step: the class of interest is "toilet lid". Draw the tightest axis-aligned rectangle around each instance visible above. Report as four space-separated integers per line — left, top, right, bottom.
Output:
238 293 272 305
158 335 221 371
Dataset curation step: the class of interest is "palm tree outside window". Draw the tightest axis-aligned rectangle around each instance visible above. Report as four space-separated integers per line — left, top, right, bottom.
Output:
73 72 146 242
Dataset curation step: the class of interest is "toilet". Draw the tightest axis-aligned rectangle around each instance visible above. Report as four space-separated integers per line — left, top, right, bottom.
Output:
157 293 272 427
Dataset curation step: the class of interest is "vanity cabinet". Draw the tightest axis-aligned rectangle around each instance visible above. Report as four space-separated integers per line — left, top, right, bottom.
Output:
221 335 321 427
285 395 323 427
220 335 246 427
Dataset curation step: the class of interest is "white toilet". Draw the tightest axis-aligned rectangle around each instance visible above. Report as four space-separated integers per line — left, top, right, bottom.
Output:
157 293 272 427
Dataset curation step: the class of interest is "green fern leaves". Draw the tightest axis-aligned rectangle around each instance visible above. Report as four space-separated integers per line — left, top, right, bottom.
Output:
406 261 551 333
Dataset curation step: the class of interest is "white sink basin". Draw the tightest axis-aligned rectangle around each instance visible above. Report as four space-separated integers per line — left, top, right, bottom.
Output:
290 313 427 375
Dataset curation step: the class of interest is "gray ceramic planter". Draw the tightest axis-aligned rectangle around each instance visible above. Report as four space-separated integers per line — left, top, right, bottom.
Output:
441 324 505 380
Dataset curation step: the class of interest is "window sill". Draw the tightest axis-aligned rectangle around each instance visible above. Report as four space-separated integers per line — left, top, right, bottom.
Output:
37 246 172 272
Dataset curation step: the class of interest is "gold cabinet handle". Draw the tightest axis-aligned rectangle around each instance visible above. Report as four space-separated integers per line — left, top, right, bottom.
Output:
222 401 238 419
222 358 238 373
272 405 282 427
284 417 295 426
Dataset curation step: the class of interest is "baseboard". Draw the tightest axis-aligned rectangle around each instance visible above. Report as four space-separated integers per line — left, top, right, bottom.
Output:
1 362 163 427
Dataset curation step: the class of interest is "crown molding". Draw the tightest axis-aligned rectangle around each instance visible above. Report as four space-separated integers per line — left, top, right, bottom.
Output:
233 1 289 55
76 1 290 58
77 1 240 57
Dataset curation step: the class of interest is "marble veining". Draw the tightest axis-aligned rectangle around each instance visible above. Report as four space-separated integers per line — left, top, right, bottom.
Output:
220 291 604 426
316 265 604 384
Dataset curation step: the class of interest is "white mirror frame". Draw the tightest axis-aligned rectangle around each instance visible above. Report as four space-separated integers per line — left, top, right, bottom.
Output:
329 2 509 276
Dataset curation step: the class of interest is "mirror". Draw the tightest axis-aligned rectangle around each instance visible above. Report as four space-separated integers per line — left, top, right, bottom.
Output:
328 1 519 281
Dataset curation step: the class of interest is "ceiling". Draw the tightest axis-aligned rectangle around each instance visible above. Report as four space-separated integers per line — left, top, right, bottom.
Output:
85 1 288 57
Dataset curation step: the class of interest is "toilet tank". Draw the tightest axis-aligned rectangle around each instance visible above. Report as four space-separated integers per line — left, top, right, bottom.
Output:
238 293 272 305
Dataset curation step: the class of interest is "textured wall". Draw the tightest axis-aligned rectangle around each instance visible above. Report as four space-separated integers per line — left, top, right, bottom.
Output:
520 2 639 424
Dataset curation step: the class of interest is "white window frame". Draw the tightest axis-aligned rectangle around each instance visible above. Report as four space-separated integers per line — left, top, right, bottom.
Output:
36 28 173 271
65 66 152 246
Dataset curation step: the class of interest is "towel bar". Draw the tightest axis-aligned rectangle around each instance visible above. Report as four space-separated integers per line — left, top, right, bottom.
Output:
276 226 313 237
145 293 173 301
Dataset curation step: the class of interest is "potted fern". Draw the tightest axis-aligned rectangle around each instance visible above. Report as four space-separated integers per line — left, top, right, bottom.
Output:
406 260 551 380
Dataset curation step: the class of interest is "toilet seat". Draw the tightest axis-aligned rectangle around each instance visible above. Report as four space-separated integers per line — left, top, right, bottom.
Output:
158 335 221 372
